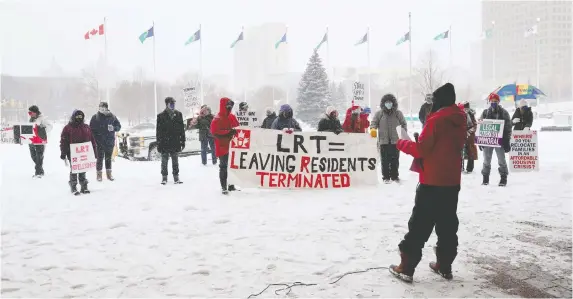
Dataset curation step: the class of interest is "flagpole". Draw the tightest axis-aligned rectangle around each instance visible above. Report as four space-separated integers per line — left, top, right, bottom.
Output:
241 26 247 103
285 25 289 104
408 12 412 124
449 24 452 69
535 17 540 89
367 26 371 108
104 16 110 108
199 24 203 105
153 21 158 118
326 26 331 82
492 20 496 85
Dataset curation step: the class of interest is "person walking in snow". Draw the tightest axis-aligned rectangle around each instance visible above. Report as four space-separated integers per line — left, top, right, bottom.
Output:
27 105 53 177
418 94 433 126
210 97 240 194
89 102 121 181
195 105 217 165
60 110 97 195
461 102 478 173
271 104 302 132
479 93 512 186
511 99 534 131
389 83 466 283
261 108 277 129
342 105 369 133
369 94 407 183
317 106 343 134
156 97 186 185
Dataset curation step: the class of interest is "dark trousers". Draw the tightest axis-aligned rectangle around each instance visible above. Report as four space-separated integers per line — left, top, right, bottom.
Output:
398 184 460 273
380 144 399 179
465 159 474 172
161 152 179 176
200 138 217 165
96 146 114 171
29 145 45 175
219 154 229 189
69 172 87 186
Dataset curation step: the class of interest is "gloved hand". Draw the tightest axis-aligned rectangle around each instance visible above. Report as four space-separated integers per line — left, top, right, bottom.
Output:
503 138 511 153
283 128 294 134
512 118 520 124
60 153 66 160
229 128 237 136
369 128 377 138
334 130 342 135
181 142 185 151
479 146 484 151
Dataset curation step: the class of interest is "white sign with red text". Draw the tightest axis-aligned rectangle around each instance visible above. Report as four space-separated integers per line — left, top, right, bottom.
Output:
70 142 97 174
509 130 539 172
227 127 378 189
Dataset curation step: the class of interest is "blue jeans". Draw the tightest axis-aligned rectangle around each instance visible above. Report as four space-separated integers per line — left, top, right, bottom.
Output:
201 138 217 165
481 146 508 177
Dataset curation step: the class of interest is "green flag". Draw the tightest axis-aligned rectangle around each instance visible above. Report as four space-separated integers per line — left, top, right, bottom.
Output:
433 30 449 40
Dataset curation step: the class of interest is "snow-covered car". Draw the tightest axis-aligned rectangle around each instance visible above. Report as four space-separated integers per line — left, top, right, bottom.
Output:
117 118 202 161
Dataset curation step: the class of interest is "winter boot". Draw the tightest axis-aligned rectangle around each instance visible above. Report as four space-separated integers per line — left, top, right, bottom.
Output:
499 175 507 187
69 182 79 195
106 169 114 181
228 184 237 191
80 181 90 194
482 175 489 185
429 247 455 280
96 171 103 182
389 252 415 283
161 176 168 185
174 175 182 184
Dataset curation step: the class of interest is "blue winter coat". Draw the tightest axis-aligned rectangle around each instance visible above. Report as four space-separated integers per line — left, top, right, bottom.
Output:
271 116 302 131
89 112 121 151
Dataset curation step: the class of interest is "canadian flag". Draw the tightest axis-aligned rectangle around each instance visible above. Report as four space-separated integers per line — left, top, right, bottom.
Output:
84 24 105 40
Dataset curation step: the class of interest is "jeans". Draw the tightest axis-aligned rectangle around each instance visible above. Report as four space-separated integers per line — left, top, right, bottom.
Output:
200 138 217 165
380 144 400 179
29 145 45 175
69 172 87 187
96 146 114 171
481 146 508 177
161 152 179 176
219 154 229 190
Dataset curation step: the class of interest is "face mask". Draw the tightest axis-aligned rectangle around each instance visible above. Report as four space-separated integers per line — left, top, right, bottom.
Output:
28 112 36 117
168 103 175 110
490 102 498 109
226 104 234 111
384 102 393 109
99 107 107 113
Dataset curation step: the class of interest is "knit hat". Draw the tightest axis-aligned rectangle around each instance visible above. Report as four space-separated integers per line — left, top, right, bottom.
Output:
518 99 528 107
326 106 337 115
165 97 176 104
431 83 456 112
488 93 500 103
99 102 109 109
279 104 292 113
28 105 40 114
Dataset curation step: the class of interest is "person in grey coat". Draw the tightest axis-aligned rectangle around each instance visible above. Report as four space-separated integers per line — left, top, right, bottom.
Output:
370 94 407 182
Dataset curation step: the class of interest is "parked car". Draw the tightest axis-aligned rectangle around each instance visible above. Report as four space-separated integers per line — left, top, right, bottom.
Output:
117 117 202 161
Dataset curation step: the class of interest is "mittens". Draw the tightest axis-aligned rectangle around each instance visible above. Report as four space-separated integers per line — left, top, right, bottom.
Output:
60 153 66 160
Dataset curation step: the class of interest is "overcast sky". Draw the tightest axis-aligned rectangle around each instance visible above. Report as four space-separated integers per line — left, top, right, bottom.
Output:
1 0 482 81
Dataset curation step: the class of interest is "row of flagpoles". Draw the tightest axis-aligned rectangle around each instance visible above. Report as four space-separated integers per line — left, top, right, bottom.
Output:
85 15 456 115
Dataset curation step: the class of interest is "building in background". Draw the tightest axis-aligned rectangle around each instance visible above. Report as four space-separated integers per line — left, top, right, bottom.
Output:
482 0 572 101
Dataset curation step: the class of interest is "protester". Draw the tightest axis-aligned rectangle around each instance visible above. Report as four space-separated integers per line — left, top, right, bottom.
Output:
27 105 53 178
461 102 478 173
418 94 433 126
60 110 97 195
195 105 217 165
156 97 185 185
89 102 121 181
210 97 240 194
389 83 466 282
479 93 512 186
369 94 407 182
342 105 369 133
511 99 534 131
238 102 249 113
317 106 343 134
271 104 302 131
261 108 277 129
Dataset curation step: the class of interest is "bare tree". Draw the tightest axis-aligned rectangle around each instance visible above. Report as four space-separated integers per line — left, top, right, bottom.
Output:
414 50 445 97
79 67 101 111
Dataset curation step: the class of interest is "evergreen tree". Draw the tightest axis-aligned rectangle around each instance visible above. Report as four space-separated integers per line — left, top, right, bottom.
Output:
296 50 330 127
329 82 349 115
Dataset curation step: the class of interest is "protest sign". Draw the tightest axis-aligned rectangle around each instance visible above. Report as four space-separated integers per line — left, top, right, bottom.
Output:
70 142 97 174
352 81 365 104
475 119 504 147
183 87 200 109
15 123 46 145
228 127 378 189
509 130 539 172
235 111 262 128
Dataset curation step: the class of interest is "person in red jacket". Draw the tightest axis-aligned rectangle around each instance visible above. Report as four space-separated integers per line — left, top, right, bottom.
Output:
210 97 239 194
389 83 467 283
60 110 98 195
342 105 368 133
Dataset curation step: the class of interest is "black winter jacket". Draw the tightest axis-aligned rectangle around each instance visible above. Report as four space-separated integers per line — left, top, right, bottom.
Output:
195 114 214 141
418 102 432 125
317 114 343 133
511 107 534 131
261 113 277 129
156 109 185 153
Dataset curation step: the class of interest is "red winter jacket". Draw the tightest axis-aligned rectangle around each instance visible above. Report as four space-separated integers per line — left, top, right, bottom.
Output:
210 97 239 157
60 122 97 160
397 105 466 186
342 106 369 133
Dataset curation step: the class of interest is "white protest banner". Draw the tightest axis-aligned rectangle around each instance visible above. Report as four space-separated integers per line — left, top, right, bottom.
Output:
70 142 97 174
509 130 539 172
475 119 504 147
352 81 365 104
235 111 262 128
228 127 378 189
183 87 200 109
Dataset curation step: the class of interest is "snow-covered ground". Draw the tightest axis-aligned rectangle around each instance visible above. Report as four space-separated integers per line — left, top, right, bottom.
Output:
1 125 572 298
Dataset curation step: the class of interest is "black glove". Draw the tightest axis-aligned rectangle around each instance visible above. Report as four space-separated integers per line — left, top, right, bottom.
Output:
503 138 511 153
479 146 483 151
181 143 185 151
228 128 237 136
334 130 341 135
60 153 66 160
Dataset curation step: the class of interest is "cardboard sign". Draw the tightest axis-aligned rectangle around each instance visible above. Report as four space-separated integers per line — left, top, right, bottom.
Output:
235 111 262 128
228 127 378 189
352 81 365 104
15 124 47 145
70 142 97 174
509 130 539 172
183 87 200 109
475 119 504 148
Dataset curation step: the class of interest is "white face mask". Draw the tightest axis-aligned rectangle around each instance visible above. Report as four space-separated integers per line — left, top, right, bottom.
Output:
384 102 393 109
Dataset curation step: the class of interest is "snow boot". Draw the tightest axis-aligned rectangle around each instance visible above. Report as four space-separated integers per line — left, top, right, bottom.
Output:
97 171 103 182
80 181 90 194
389 252 415 283
161 176 168 185
482 175 489 185
499 175 507 187
106 169 114 181
228 184 237 191
429 247 455 280
69 182 79 195
174 175 182 184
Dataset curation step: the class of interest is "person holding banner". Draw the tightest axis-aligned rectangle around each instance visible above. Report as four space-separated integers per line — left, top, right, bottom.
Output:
59 110 97 195
261 108 277 129
342 106 369 133
271 104 302 132
195 105 217 165
210 97 240 194
317 106 343 134
511 99 533 131
389 83 466 283
90 102 121 182
479 93 512 186
28 105 53 178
